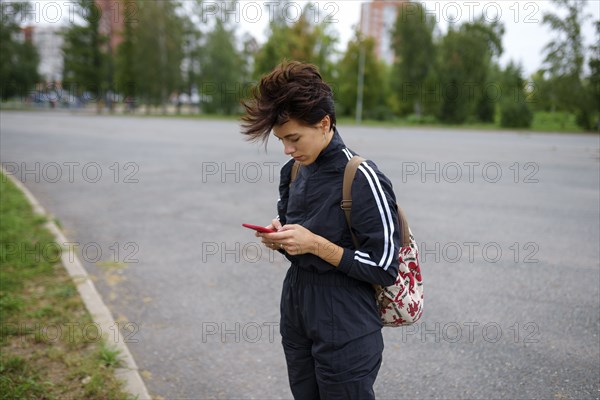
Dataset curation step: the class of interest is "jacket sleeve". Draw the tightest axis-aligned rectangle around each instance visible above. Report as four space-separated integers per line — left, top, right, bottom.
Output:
275 159 295 255
337 160 401 287
276 159 295 226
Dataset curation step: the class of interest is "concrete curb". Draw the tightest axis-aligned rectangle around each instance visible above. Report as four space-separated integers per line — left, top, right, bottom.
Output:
2 167 152 400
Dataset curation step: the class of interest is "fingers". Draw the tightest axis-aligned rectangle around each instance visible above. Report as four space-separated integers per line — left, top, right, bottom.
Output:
271 219 283 231
262 239 284 251
255 223 305 253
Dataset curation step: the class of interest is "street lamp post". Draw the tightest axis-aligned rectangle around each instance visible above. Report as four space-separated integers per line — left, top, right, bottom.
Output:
355 41 366 125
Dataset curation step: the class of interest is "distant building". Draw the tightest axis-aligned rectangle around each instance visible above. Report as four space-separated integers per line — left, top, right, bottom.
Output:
30 25 64 82
95 0 124 52
359 0 406 65
20 26 34 43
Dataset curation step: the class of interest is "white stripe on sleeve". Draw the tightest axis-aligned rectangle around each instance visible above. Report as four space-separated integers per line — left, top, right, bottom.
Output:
361 162 396 268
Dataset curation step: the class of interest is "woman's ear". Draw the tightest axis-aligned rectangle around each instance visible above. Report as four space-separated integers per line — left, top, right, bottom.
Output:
321 115 331 133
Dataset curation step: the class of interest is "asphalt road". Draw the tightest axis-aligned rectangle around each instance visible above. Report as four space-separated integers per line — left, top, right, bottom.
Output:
1 110 598 399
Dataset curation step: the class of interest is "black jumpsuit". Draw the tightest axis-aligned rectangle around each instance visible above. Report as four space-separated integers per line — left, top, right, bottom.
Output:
276 128 401 399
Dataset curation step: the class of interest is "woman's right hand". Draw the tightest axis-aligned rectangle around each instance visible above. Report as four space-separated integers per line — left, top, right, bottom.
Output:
257 219 283 249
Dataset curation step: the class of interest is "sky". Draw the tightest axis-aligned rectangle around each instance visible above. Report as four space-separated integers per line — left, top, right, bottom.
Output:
21 0 600 77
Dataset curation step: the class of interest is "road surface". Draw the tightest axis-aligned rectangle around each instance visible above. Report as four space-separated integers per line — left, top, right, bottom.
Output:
1 111 598 399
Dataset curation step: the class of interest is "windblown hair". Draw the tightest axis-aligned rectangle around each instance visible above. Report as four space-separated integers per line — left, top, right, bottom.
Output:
240 60 336 143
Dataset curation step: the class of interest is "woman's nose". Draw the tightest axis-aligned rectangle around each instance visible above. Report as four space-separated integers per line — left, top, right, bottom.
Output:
284 142 295 155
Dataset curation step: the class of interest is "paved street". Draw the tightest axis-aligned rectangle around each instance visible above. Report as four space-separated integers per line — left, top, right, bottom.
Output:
1 110 598 399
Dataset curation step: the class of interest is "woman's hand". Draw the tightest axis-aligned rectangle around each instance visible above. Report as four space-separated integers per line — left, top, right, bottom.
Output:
258 222 344 267
258 223 316 255
264 218 282 233
256 219 284 251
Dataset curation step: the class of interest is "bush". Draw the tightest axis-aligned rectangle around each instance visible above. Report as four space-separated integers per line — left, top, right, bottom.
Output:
531 111 582 132
500 101 533 128
364 105 395 121
476 97 496 123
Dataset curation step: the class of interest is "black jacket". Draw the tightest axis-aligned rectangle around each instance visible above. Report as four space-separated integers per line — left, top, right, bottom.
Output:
276 128 401 287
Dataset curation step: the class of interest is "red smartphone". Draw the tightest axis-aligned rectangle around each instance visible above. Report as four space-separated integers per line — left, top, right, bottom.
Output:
242 223 276 233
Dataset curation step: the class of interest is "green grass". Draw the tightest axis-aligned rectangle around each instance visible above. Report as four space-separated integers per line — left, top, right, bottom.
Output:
0 356 53 397
339 112 593 133
336 115 505 131
530 111 584 133
99 344 123 368
0 172 136 399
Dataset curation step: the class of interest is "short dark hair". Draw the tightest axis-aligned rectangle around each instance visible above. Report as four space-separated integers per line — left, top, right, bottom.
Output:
240 60 336 143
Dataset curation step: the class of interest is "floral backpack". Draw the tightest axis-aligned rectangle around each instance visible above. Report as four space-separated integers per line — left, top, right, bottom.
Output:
341 156 424 327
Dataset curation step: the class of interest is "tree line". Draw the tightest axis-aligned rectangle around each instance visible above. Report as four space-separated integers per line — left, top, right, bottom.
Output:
1 0 598 130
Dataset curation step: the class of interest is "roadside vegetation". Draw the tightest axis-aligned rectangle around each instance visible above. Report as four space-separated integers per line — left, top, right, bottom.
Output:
0 172 134 399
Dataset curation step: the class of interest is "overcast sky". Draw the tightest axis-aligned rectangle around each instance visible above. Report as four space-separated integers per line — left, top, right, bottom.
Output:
24 0 600 77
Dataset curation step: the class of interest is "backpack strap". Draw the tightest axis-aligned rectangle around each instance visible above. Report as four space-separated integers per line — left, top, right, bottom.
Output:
341 156 365 248
290 161 301 185
396 206 411 247
341 156 412 249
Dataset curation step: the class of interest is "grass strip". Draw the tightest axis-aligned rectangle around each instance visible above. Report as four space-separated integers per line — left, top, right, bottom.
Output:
0 171 136 399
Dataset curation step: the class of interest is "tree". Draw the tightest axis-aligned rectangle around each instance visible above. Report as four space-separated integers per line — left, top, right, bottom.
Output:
528 70 553 112
200 18 244 114
115 0 136 110
180 14 202 108
62 0 107 112
253 2 338 83
541 0 591 127
465 20 504 123
435 17 504 124
0 1 39 100
336 29 390 120
133 0 184 112
587 21 600 130
252 0 296 78
390 1 436 117
542 0 588 79
176 0 206 113
308 19 338 85
498 62 533 128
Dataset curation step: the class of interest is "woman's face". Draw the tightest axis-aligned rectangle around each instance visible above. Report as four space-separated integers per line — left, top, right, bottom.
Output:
272 116 331 165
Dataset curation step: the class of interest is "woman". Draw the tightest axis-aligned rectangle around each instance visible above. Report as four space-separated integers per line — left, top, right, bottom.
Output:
241 61 401 399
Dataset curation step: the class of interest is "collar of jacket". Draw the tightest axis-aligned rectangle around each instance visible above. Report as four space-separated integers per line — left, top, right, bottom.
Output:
309 126 345 170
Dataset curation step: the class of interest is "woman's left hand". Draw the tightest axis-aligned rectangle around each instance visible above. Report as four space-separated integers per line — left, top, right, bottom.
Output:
259 224 317 256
